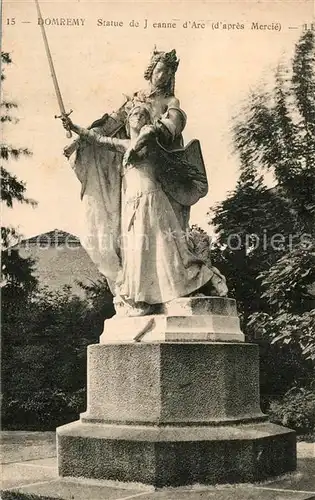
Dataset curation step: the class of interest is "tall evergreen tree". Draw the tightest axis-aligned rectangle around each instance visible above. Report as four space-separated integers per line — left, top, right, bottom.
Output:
210 31 315 362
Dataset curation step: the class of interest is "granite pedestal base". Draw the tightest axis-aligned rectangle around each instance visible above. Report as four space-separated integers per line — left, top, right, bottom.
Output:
57 339 297 487
57 420 296 487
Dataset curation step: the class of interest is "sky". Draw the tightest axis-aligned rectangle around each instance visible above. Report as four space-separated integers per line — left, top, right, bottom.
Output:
2 0 314 239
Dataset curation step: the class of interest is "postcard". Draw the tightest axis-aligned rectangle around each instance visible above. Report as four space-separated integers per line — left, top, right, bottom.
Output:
2 0 314 496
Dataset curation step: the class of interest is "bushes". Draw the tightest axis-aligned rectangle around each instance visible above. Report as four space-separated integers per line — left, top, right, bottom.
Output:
1 285 113 430
1 388 86 430
268 387 315 437
259 341 314 403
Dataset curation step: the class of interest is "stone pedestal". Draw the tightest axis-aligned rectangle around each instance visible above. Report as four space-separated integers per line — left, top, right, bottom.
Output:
100 297 245 343
57 297 296 487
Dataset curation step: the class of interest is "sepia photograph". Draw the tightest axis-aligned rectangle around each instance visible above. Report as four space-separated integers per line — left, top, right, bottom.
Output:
1 0 315 498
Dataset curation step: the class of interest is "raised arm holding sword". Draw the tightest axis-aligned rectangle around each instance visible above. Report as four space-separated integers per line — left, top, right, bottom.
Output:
34 0 73 138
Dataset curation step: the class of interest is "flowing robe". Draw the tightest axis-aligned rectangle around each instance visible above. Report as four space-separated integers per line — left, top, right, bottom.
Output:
119 156 212 303
68 119 125 293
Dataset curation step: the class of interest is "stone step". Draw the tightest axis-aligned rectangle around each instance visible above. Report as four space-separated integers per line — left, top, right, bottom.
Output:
3 478 315 500
56 421 296 487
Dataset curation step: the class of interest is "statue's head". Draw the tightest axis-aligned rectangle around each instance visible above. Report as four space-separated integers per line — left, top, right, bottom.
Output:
126 103 151 136
144 48 179 96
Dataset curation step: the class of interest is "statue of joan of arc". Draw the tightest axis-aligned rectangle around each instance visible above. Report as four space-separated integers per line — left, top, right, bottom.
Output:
63 48 227 316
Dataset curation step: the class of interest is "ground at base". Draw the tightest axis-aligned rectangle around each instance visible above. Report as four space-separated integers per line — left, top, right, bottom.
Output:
1 431 314 499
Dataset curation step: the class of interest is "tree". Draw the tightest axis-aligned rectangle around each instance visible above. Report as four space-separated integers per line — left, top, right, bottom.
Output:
209 170 299 325
1 52 37 293
210 32 315 403
77 277 115 320
231 31 315 236
1 286 102 429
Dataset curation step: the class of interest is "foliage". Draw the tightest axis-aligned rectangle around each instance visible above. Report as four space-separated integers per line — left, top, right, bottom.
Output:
208 32 315 419
258 341 314 408
210 31 315 359
231 32 315 233
258 243 315 313
1 51 37 292
1 286 102 430
268 387 315 436
1 166 36 208
209 172 299 325
1 389 85 430
1 248 38 296
252 310 315 361
248 242 315 358
1 52 33 180
77 277 115 319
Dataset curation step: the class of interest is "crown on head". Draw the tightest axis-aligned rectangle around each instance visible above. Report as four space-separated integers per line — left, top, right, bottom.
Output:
144 48 179 80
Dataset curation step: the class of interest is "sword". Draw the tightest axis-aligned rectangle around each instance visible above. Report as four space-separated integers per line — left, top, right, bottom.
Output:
35 0 72 138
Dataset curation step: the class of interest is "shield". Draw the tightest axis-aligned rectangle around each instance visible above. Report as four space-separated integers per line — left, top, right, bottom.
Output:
156 139 209 206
